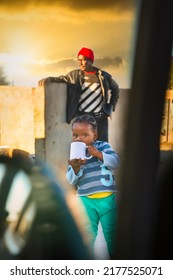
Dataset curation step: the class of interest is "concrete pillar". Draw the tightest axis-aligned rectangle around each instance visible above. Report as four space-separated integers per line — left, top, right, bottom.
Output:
44 83 71 189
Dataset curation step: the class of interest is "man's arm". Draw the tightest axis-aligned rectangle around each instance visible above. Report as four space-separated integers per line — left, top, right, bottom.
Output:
38 69 79 86
38 75 69 86
109 77 119 111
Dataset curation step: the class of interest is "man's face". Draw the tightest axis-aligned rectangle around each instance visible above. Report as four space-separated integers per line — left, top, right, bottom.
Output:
78 55 93 72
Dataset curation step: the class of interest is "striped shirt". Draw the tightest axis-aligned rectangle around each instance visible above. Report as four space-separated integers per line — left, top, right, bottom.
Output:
66 141 120 196
78 73 103 113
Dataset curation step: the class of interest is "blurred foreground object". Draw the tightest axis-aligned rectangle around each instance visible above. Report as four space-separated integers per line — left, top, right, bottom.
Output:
115 0 173 259
0 155 92 260
0 146 10 157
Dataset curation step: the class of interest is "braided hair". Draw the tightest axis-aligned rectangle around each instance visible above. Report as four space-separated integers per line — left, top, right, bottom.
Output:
72 114 97 132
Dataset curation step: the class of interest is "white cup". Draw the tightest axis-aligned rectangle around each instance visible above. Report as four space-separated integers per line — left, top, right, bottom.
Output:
70 142 92 160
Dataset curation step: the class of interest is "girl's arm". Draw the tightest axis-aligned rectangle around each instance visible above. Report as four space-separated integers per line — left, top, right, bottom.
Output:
102 152 120 169
66 165 83 186
88 143 120 170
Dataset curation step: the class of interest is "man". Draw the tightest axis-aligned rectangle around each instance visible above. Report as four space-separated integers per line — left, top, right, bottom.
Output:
38 47 119 142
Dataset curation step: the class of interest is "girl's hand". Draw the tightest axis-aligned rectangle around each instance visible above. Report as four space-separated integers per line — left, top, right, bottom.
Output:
87 146 103 161
68 158 86 174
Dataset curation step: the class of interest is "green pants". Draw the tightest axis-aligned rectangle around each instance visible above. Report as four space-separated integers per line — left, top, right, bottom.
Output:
80 193 117 255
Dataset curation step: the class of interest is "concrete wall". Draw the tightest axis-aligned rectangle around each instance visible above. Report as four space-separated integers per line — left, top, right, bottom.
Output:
1 84 172 189
0 86 34 155
33 87 45 140
0 86 44 156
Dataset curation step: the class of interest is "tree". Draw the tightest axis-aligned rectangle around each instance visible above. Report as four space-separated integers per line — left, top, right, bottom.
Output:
0 66 9 85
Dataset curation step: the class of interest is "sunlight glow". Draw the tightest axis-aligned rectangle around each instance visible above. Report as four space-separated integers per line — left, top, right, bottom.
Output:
0 53 35 86
1 54 28 75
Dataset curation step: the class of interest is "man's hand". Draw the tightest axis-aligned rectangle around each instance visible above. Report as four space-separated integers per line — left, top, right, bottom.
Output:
38 77 52 86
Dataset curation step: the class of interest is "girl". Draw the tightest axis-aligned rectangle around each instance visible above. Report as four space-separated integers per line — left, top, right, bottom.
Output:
66 114 120 258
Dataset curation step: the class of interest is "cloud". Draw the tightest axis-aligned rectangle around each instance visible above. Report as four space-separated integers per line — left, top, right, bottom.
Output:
0 52 130 87
33 55 127 75
0 0 135 11
37 55 130 88
0 1 134 88
0 2 136 26
0 1 136 25
95 56 126 68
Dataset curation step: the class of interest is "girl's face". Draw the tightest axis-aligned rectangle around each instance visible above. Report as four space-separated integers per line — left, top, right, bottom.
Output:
72 122 97 146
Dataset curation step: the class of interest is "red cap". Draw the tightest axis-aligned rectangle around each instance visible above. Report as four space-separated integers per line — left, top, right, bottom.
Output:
77 47 94 62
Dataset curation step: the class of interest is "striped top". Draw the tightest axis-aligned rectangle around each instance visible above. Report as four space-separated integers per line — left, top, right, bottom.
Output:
78 73 103 113
66 141 120 196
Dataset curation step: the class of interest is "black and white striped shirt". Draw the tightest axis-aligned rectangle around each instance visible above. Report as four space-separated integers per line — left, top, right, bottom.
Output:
78 73 103 113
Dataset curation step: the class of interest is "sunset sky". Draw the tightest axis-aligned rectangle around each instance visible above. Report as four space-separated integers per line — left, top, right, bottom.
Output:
0 0 137 88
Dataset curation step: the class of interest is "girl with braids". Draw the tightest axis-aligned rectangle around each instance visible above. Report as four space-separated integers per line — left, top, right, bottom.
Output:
66 114 120 259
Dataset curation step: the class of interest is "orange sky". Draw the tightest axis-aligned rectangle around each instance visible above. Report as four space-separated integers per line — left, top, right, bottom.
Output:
0 1 137 88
